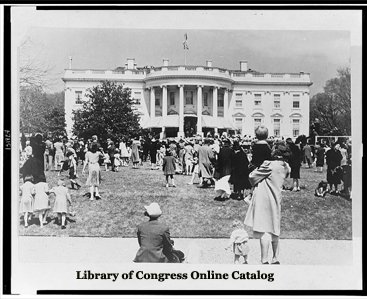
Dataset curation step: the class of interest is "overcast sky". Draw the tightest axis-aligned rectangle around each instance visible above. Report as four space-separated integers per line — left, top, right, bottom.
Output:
19 21 350 96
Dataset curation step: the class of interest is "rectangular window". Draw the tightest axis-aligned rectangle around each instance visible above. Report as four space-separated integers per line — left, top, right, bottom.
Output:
203 92 208 106
254 94 262 106
155 92 161 106
254 118 262 129
235 93 243 97
169 92 175 106
274 94 280 108
75 91 83 104
293 119 300 137
235 118 243 123
218 93 224 107
293 94 300 108
185 91 194 105
235 99 242 107
273 119 280 137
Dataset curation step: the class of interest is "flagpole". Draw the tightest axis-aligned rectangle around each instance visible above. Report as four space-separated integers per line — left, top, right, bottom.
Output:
184 50 187 66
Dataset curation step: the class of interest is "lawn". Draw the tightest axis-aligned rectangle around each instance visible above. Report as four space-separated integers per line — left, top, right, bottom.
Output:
18 162 352 240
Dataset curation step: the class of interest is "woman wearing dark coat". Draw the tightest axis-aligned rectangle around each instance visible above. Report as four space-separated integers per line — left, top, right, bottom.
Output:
229 141 251 200
163 150 176 187
286 138 302 192
214 139 233 200
325 142 343 194
20 156 45 184
315 143 326 172
134 203 174 263
149 138 159 168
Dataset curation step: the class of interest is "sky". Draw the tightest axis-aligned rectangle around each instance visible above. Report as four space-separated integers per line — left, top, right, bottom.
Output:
18 15 351 96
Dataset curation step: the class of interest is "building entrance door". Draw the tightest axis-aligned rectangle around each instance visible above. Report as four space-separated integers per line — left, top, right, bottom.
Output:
184 116 197 137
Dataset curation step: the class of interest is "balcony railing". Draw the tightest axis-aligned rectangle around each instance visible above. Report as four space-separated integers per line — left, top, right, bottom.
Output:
64 67 311 84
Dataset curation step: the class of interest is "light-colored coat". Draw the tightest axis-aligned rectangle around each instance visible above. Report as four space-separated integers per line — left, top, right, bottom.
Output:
244 160 290 236
198 144 215 178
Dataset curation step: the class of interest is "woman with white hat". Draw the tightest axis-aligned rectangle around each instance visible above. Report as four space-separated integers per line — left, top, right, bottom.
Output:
134 202 174 263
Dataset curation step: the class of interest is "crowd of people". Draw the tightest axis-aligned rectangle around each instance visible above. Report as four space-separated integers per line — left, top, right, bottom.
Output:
18 128 352 263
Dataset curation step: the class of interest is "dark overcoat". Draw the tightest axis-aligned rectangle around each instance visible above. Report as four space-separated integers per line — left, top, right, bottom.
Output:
134 219 173 263
214 145 233 180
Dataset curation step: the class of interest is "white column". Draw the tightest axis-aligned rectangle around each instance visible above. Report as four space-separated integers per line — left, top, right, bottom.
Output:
178 85 184 137
150 87 155 118
160 127 166 139
224 88 229 120
213 87 218 118
162 85 167 118
197 85 203 136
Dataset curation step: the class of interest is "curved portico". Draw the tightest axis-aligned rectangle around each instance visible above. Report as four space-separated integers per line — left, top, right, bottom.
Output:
144 66 234 138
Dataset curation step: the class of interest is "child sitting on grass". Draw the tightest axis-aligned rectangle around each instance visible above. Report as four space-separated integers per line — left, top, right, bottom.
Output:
163 150 176 188
225 219 250 264
50 179 73 229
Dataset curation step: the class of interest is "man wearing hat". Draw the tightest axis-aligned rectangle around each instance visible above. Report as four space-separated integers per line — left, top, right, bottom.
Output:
134 203 174 263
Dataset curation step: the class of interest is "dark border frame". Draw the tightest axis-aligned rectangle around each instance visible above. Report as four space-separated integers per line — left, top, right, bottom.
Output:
2 3 365 296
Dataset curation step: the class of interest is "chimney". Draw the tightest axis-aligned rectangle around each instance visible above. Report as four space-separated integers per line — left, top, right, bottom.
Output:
126 58 135 70
206 60 212 67
163 59 169 67
240 60 248 72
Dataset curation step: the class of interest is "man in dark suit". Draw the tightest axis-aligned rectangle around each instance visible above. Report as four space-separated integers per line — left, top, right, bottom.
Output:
134 203 173 263
107 139 116 171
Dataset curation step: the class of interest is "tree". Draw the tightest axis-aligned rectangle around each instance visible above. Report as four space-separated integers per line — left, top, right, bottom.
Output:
44 107 67 138
310 67 351 136
19 37 66 137
20 86 66 136
19 37 56 92
72 81 142 142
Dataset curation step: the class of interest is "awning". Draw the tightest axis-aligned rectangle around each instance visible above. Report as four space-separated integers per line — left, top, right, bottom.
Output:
142 115 236 130
142 115 180 128
202 115 236 129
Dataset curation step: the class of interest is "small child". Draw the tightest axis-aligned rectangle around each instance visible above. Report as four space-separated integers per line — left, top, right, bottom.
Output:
102 149 110 171
244 125 272 203
188 152 199 185
66 151 81 189
33 178 51 227
50 179 72 229
225 219 250 264
19 175 36 228
315 181 328 197
163 150 176 188
114 148 122 172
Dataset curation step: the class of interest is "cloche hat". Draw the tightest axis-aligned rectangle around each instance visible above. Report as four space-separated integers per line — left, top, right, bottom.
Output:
144 202 162 218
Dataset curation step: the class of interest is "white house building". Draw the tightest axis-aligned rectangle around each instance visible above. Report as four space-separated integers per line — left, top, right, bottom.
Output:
62 58 312 139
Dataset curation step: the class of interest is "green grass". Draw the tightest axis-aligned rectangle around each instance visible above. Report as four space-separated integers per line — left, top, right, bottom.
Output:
19 163 352 240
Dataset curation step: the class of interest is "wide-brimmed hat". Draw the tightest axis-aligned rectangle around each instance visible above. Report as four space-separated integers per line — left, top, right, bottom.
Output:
144 202 162 218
